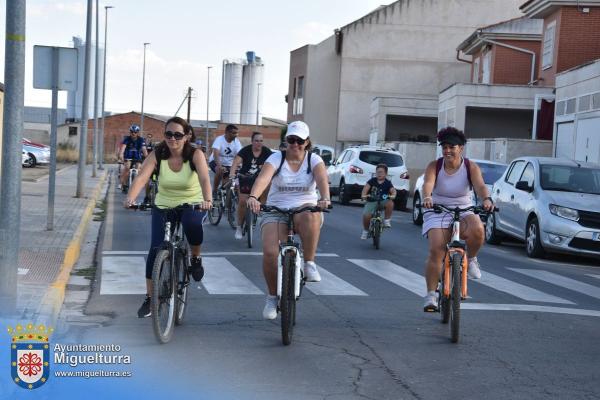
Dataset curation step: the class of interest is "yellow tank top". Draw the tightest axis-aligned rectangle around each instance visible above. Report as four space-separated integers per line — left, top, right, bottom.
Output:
155 159 203 209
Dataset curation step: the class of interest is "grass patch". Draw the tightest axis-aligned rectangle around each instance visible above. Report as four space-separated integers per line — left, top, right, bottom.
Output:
72 266 96 280
93 199 107 221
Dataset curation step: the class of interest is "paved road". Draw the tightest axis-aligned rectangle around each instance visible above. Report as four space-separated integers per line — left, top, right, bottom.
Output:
56 174 600 399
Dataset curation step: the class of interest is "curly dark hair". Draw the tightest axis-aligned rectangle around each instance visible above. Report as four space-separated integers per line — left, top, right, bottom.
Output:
437 126 466 145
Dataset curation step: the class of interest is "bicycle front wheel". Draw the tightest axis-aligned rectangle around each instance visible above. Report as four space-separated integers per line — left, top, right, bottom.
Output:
151 249 176 344
372 219 381 250
175 245 189 326
280 250 296 346
208 200 223 226
227 195 237 229
450 253 462 343
245 210 254 248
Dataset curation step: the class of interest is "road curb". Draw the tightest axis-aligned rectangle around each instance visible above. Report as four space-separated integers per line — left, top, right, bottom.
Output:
35 170 108 327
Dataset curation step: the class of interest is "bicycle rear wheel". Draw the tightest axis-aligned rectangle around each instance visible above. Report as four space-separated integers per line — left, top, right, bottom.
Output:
175 245 189 325
450 253 462 343
280 250 296 346
245 210 254 248
372 219 381 249
151 249 176 344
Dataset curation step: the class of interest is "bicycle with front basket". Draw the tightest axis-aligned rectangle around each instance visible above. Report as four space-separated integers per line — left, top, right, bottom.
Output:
260 204 330 345
422 204 497 343
129 202 204 343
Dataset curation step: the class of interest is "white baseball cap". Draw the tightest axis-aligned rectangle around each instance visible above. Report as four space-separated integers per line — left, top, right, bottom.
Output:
285 121 310 140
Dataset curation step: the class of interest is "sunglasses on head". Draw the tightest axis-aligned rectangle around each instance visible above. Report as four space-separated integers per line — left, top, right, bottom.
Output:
165 131 186 140
286 136 306 145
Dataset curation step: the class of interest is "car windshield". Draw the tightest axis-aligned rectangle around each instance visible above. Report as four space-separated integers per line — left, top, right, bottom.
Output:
478 163 507 185
540 164 600 195
358 151 403 167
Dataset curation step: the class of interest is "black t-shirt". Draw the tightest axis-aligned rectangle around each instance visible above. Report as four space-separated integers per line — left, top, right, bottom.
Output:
367 178 393 200
237 145 273 176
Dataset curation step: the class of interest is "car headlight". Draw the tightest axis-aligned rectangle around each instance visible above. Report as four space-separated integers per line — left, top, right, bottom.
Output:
549 204 579 221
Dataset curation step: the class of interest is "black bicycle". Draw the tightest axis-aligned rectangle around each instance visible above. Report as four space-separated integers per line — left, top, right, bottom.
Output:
129 203 203 343
260 204 330 345
422 204 497 343
366 190 388 250
241 208 258 248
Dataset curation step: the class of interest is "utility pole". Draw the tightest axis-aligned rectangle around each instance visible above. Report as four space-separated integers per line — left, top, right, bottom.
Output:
206 66 212 148
0 0 26 313
92 0 99 177
140 42 150 133
186 86 192 123
77 0 94 197
99 5 114 171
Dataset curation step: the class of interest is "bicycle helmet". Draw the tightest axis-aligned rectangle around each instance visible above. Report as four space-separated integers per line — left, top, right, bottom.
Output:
129 124 141 133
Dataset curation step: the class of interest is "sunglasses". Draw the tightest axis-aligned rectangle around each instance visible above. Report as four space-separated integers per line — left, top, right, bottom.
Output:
286 136 306 145
165 131 186 140
253 139 264 143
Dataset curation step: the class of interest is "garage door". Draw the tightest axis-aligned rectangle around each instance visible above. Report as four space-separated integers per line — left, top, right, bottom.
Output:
575 117 600 164
555 122 574 159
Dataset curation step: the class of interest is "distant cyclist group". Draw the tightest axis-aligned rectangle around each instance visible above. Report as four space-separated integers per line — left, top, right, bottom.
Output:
120 117 495 343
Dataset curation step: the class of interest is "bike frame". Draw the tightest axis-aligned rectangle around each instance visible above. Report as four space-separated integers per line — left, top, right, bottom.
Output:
443 217 468 299
277 216 303 300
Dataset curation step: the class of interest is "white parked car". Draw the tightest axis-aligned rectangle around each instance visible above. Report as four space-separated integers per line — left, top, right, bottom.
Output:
22 140 50 167
22 150 30 167
311 144 335 166
412 159 507 225
327 145 410 210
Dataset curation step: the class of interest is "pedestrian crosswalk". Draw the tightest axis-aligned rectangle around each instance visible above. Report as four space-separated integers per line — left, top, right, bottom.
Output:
99 251 600 316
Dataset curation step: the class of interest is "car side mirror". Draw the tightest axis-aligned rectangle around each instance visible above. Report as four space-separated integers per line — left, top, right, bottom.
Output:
515 180 533 192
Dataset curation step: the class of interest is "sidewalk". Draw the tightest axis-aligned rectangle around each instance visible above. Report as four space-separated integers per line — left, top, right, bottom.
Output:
16 164 107 326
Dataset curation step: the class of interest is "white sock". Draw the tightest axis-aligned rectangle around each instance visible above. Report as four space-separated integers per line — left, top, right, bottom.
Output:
468 256 477 262
427 290 436 296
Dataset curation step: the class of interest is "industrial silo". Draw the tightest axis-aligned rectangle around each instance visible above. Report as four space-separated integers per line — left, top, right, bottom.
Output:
66 36 104 121
220 60 244 124
240 51 264 125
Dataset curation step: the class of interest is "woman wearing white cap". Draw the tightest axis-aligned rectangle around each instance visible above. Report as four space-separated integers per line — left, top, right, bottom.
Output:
247 121 331 320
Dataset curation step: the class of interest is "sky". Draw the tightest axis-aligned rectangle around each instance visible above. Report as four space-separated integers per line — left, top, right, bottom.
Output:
0 0 390 122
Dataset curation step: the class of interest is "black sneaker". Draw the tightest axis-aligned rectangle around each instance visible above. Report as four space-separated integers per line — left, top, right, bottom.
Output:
137 296 151 318
143 196 150 206
190 256 204 282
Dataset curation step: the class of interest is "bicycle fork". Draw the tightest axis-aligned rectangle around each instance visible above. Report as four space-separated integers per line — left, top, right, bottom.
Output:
443 220 469 299
277 245 303 300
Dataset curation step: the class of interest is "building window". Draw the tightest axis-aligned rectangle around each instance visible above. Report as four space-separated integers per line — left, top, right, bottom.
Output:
473 57 480 83
292 77 297 115
482 52 491 84
542 21 556 70
69 126 77 136
294 76 304 115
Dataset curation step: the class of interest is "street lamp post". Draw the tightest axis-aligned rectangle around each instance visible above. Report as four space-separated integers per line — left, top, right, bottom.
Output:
206 66 212 149
256 82 262 128
99 5 114 171
92 0 100 177
140 42 150 133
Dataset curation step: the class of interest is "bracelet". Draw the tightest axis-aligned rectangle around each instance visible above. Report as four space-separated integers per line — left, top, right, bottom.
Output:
320 198 330 201
249 195 258 200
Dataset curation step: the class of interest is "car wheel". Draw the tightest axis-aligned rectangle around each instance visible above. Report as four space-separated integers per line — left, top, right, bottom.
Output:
26 153 37 168
394 190 408 211
485 212 502 244
338 180 351 205
412 193 423 225
525 218 545 258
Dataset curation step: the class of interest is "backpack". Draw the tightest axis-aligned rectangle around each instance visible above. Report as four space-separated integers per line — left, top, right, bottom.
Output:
435 157 472 189
273 150 313 176
154 148 197 178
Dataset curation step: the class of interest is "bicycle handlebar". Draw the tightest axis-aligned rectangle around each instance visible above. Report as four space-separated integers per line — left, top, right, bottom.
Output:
128 202 204 211
260 204 331 215
421 204 499 215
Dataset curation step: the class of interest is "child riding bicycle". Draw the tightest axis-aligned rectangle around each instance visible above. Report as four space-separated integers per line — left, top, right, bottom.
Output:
360 163 396 239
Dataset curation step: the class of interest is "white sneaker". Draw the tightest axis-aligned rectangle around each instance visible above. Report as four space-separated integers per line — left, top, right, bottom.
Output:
423 291 438 312
360 230 368 240
468 257 482 279
117 183 122 190
304 261 321 282
383 219 391 228
235 227 243 240
262 295 278 320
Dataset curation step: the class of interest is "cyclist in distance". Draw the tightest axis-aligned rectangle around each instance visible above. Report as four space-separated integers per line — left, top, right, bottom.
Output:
421 127 493 311
124 116 212 318
209 124 242 195
230 131 273 240
119 124 148 190
247 121 331 320
360 163 397 239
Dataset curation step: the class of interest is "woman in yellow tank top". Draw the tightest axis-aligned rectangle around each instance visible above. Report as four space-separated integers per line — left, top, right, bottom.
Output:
125 116 212 318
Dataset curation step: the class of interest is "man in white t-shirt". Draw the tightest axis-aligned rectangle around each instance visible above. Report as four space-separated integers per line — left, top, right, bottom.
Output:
209 124 242 192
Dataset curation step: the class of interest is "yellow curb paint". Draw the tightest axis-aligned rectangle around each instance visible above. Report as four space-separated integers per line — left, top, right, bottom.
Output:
36 171 107 326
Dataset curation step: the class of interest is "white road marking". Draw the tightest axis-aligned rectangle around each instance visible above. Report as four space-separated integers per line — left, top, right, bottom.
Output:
18 268 29 275
510 269 600 300
586 274 600 280
305 264 368 296
102 250 339 257
476 272 574 304
461 303 600 317
103 251 147 255
201 257 263 295
348 259 426 297
101 256 147 295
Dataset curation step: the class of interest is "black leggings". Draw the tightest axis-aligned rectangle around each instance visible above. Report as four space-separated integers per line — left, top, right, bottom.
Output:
145 207 206 279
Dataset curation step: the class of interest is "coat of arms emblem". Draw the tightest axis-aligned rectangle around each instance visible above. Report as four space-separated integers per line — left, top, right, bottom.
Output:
8 323 53 390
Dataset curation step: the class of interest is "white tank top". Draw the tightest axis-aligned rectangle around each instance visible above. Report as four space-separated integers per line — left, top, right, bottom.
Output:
432 158 472 207
265 151 323 208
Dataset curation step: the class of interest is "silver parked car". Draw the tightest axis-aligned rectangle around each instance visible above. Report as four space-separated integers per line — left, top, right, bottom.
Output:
486 157 600 258
412 159 507 225
22 142 50 167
